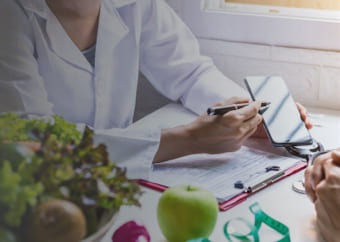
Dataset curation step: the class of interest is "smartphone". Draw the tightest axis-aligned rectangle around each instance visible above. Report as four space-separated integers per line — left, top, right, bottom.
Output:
244 76 313 147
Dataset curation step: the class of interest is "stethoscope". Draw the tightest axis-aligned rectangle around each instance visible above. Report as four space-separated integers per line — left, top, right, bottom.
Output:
285 138 325 160
284 139 331 194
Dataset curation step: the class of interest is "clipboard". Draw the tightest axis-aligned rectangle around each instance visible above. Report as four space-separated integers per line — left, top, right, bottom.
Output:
137 147 307 211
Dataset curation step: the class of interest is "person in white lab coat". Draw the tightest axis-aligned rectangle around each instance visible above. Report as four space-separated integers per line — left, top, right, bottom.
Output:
0 0 309 164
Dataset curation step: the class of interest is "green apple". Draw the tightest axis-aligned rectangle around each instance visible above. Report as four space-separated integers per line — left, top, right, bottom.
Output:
157 185 219 242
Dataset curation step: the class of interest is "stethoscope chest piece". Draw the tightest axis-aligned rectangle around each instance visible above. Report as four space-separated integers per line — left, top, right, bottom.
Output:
286 139 325 194
285 139 324 160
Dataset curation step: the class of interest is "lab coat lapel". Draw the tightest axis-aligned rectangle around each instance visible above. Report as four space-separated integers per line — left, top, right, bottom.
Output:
45 8 93 73
94 0 130 77
111 0 137 8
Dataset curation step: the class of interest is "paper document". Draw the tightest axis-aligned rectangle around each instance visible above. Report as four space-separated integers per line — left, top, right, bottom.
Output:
149 146 301 202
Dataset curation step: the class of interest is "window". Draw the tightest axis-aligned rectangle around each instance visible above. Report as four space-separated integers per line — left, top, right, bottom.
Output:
179 0 340 51
214 0 340 22
224 0 340 11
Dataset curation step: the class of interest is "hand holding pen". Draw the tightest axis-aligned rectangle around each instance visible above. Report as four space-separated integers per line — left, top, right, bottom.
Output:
153 98 264 162
207 101 271 116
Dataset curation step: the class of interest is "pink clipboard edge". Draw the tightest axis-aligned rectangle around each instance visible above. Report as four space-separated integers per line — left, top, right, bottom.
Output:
137 161 307 212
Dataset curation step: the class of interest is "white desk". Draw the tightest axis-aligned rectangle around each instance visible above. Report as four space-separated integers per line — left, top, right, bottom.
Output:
102 103 340 242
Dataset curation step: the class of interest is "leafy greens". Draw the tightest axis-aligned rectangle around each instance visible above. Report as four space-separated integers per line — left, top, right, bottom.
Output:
0 113 142 241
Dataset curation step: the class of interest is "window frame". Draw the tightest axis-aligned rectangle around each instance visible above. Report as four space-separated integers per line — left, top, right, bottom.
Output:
179 0 340 51
223 0 340 12
220 0 340 21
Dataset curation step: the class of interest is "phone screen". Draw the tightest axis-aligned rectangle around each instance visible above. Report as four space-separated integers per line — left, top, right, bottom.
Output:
245 76 313 146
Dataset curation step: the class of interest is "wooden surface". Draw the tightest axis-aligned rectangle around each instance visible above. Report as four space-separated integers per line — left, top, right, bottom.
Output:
225 0 340 10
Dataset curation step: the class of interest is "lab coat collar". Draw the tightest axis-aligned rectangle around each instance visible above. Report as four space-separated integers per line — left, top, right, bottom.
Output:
45 8 94 72
19 0 48 19
20 0 136 18
110 0 137 8
21 0 134 73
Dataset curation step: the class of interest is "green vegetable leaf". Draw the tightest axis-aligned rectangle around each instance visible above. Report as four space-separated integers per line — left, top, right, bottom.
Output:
0 114 143 239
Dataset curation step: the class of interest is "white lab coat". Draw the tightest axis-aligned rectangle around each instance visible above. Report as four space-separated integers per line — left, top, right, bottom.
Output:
0 0 247 129
0 0 247 178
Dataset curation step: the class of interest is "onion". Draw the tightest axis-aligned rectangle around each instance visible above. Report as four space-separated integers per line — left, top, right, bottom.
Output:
112 221 150 242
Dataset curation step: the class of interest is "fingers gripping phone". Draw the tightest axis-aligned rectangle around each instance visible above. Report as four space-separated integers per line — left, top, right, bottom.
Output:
244 76 313 147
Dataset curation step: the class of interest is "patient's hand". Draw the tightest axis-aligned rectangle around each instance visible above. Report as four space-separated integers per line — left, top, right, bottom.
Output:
304 149 340 242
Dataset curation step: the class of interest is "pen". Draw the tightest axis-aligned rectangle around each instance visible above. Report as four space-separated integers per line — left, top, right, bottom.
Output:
207 102 271 116
246 170 285 193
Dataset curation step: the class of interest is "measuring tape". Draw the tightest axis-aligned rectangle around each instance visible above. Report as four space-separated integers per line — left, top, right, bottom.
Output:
187 202 290 242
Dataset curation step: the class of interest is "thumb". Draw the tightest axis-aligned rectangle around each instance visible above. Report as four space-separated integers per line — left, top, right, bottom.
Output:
304 166 317 203
331 150 340 165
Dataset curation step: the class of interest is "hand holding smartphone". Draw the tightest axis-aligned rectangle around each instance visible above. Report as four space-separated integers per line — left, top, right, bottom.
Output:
244 76 313 147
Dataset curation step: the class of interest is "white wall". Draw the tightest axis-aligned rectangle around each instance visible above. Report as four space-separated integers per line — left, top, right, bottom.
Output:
198 39 340 110
165 0 340 110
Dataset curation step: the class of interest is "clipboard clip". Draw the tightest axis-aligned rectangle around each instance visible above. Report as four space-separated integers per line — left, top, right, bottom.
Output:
245 170 285 193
